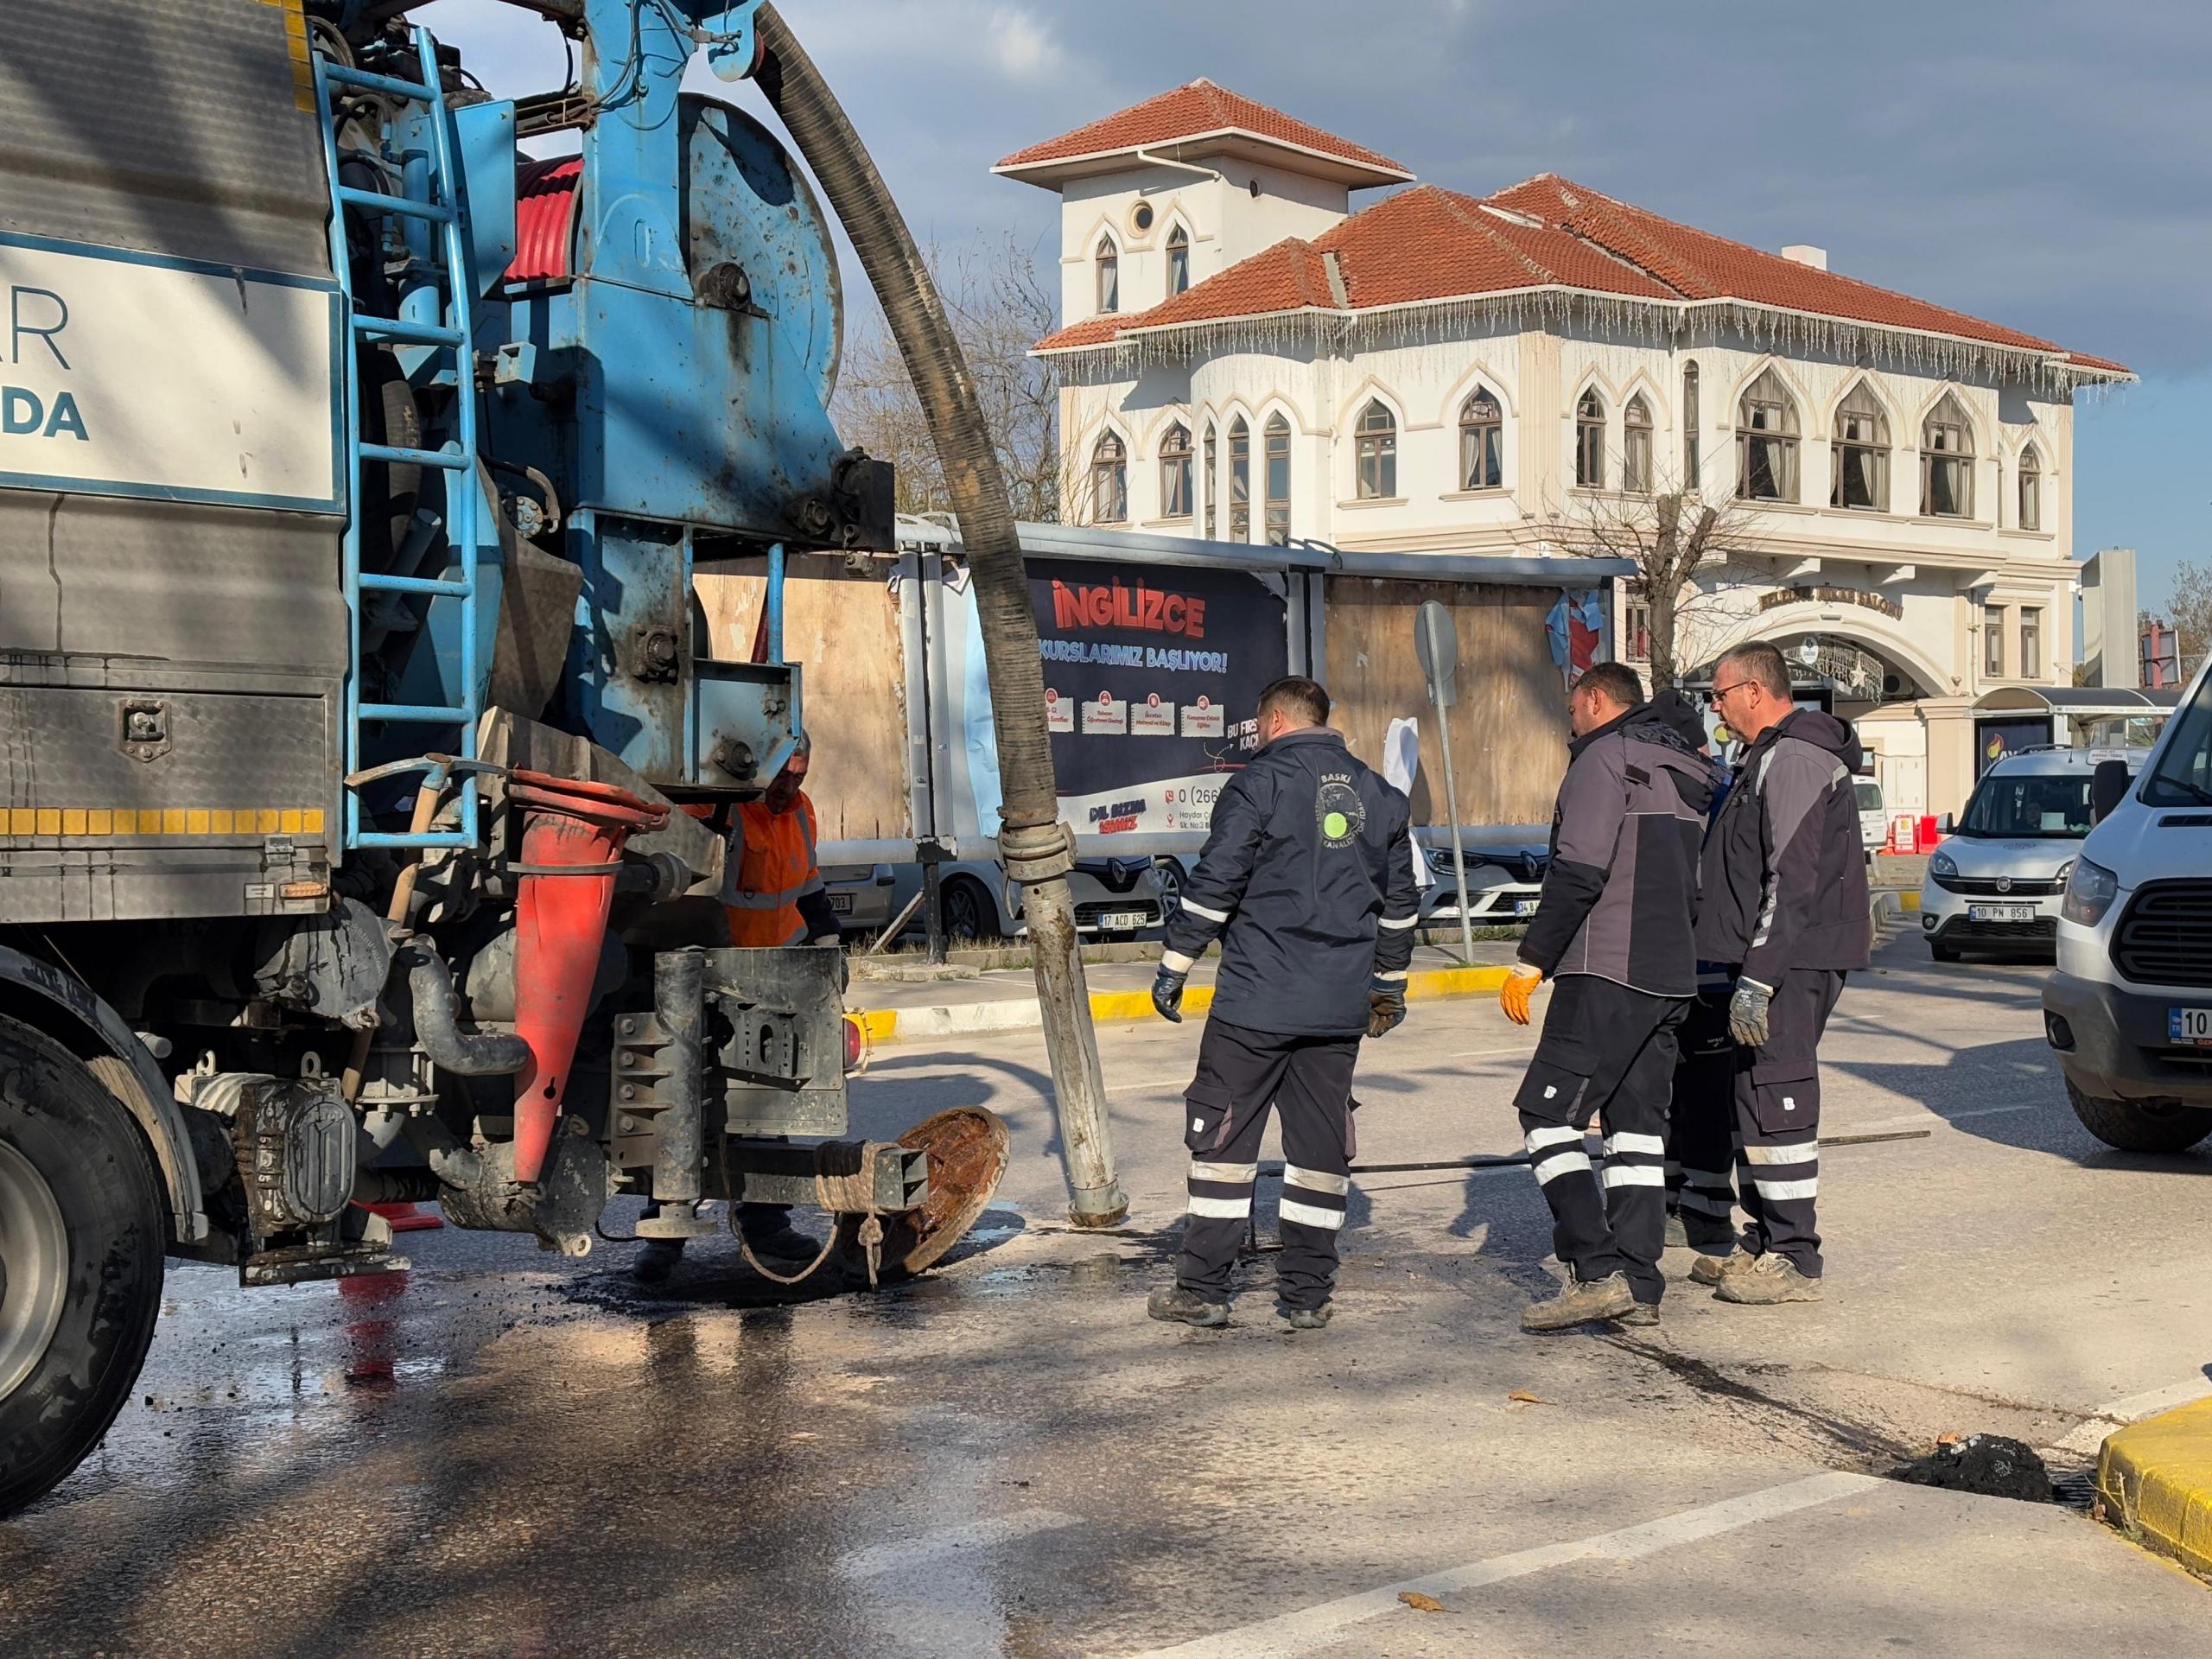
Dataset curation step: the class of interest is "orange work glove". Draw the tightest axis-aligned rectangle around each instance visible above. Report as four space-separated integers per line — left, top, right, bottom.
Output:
1500 963 1543 1026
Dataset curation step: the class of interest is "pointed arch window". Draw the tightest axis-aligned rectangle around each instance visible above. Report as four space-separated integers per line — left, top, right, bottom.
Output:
1202 421 1218 537
1459 389 1502 490
1095 235 1119 314
1229 416 1250 543
1090 431 1127 523
2018 443 2043 531
1921 392 1974 518
1736 369 1799 502
1681 363 1700 489
1264 414 1292 543
1158 422 1193 519
1166 225 1191 296
1574 389 1605 488
1355 401 1397 499
1830 381 1890 512
1623 394 1654 493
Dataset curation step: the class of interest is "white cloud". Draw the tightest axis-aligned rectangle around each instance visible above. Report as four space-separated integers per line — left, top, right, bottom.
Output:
986 6 1063 81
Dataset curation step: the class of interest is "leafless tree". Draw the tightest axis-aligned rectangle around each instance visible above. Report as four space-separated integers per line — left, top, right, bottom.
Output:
833 232 1064 523
2141 561 2212 683
1526 477 1773 691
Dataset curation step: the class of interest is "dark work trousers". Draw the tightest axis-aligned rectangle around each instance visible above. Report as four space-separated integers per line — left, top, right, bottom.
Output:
1513 976 1689 1307
1730 967 1847 1279
1664 983 1741 1255
1177 1018 1360 1313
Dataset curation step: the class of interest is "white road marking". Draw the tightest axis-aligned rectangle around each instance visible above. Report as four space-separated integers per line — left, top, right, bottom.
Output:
1441 1043 1537 1060
1124 1471 1879 1659
1848 1102 2042 1134
2056 1378 2212 1454
836 1509 1083 1580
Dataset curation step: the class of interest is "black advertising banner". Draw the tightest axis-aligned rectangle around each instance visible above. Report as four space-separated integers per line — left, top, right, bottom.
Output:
1030 556 1290 836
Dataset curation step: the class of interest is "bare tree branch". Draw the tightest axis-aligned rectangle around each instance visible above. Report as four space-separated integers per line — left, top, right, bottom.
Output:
832 232 1064 523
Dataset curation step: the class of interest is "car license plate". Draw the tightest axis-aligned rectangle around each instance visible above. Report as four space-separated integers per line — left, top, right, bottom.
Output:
1098 910 1147 931
828 893 854 914
2171 1007 2212 1046
1967 904 2037 923
1514 899 1540 917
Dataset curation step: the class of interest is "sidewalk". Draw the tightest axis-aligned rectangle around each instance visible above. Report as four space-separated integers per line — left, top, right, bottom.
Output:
848 940 1522 1046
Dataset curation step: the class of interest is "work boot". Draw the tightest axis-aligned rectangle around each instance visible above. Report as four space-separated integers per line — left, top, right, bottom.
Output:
632 1238 685 1283
1521 1271 1636 1332
1689 1249 1752 1286
1713 1253 1823 1305
738 1212 824 1266
1278 1305 1333 1332
1148 1284 1230 1328
1611 1300 1661 1329
1663 1211 1689 1249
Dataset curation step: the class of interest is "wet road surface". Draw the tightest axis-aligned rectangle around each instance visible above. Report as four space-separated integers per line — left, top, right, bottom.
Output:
4 935 2211 1656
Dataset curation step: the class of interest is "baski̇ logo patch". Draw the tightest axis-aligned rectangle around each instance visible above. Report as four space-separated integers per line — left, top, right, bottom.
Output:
1316 776 1365 849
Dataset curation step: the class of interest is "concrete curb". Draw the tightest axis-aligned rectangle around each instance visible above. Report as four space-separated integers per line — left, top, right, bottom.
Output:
2096 1397 2212 1577
852 962 1516 1046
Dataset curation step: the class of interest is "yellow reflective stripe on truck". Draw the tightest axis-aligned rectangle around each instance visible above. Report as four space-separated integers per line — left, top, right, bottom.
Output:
0 809 327 840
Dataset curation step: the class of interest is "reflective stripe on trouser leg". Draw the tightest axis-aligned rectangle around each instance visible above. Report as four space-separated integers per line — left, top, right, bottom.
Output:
1667 988 1739 1253
1732 1121 1822 1278
1179 1155 1260 1302
1520 1113 1623 1286
1271 1039 1359 1312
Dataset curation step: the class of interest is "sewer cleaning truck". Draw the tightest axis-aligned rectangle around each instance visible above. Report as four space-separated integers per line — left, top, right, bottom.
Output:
0 0 1063 1515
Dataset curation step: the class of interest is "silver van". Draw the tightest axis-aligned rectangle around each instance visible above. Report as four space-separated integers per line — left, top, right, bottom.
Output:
1919 747 2147 962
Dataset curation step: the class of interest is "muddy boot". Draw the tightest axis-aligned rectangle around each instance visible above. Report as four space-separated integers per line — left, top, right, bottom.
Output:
1148 1284 1230 1328
632 1238 684 1283
1713 1253 1823 1305
1688 1252 1742 1287
1663 1211 1689 1249
1521 1271 1636 1332
737 1207 823 1267
1278 1305 1332 1332
1611 1300 1661 1328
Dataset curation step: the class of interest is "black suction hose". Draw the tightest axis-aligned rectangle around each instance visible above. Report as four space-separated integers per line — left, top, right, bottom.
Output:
398 943 532 1077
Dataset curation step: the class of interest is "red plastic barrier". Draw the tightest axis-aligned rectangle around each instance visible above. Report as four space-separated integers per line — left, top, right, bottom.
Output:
506 772 668 1185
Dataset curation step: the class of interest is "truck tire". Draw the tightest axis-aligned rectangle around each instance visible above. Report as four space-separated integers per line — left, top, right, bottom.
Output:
0 1015 167 1518
2064 1078 2212 1154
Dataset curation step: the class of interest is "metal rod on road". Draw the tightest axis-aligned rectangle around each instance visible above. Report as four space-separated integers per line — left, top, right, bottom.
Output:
1249 1128 1931 1180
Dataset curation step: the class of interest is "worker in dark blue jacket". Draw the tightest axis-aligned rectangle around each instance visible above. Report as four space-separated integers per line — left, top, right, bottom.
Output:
1147 677 1420 1332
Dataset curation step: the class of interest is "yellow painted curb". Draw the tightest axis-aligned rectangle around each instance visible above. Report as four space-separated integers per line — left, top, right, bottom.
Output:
2097 1396 2212 1576
852 1008 899 1045
1900 890 1921 912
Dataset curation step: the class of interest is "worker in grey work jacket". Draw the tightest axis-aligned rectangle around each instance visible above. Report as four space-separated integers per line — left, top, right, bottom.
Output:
1500 662 1717 1332
1145 675 1420 1332
1689 640 1871 1306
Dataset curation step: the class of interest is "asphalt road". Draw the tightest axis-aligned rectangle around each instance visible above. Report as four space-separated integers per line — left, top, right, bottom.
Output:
4 934 2210 1657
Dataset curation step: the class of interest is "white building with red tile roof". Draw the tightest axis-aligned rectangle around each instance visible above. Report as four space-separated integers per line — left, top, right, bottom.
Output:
999 83 2133 816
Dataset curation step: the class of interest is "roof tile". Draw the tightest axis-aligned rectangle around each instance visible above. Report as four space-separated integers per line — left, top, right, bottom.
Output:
998 79 1409 177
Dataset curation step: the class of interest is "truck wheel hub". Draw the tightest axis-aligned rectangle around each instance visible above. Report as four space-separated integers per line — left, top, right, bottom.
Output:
0 1140 68 1401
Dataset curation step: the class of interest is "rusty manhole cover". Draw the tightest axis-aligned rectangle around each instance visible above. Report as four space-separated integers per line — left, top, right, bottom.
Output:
840 1106 1010 1281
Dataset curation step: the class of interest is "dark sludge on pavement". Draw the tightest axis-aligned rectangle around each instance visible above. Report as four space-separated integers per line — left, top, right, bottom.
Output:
1890 1433 2059 1504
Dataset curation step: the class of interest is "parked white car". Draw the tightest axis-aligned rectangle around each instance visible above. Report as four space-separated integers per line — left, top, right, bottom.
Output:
1918 747 2146 963
2043 660 2212 1152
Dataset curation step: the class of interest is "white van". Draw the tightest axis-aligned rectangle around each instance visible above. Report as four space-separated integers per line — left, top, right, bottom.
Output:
2043 658 2212 1152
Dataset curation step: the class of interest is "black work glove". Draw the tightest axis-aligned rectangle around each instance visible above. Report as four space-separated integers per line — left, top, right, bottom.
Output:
1726 977 1773 1049
1367 973 1406 1039
1152 965 1188 1024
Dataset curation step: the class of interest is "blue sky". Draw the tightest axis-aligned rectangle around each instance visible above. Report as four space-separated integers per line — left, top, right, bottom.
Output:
420 0 2209 614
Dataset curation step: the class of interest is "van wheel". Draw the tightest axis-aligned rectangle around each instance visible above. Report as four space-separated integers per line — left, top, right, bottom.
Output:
2065 1079 2212 1154
0 1016 167 1518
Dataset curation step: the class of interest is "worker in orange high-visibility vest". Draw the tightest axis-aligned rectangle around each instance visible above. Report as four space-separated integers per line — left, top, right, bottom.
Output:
635 734 842 1283
722 732 842 950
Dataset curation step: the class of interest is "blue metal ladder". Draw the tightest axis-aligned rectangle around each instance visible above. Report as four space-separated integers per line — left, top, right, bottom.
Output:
313 29 484 852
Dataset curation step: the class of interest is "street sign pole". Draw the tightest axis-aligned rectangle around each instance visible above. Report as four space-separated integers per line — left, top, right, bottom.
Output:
1414 602 1478 966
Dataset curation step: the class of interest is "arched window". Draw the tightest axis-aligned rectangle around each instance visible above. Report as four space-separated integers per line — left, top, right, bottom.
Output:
1229 416 1250 542
1202 421 1218 537
1355 400 1397 499
2018 443 2042 531
1166 225 1191 296
1459 389 1502 490
1574 389 1605 488
1623 394 1654 493
1095 235 1119 314
1681 363 1700 489
1735 368 1799 502
1159 422 1193 518
1264 413 1292 544
1830 381 1890 512
1090 431 1127 523
1921 392 1974 518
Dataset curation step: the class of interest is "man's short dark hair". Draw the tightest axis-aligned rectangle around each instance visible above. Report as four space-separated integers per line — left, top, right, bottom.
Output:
1716 640 1792 700
1578 662 1645 712
1258 676 1331 728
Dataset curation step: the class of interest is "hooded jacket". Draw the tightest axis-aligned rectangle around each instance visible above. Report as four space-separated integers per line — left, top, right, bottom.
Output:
1695 707 1872 982
1161 727 1418 1037
1517 702 1718 998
